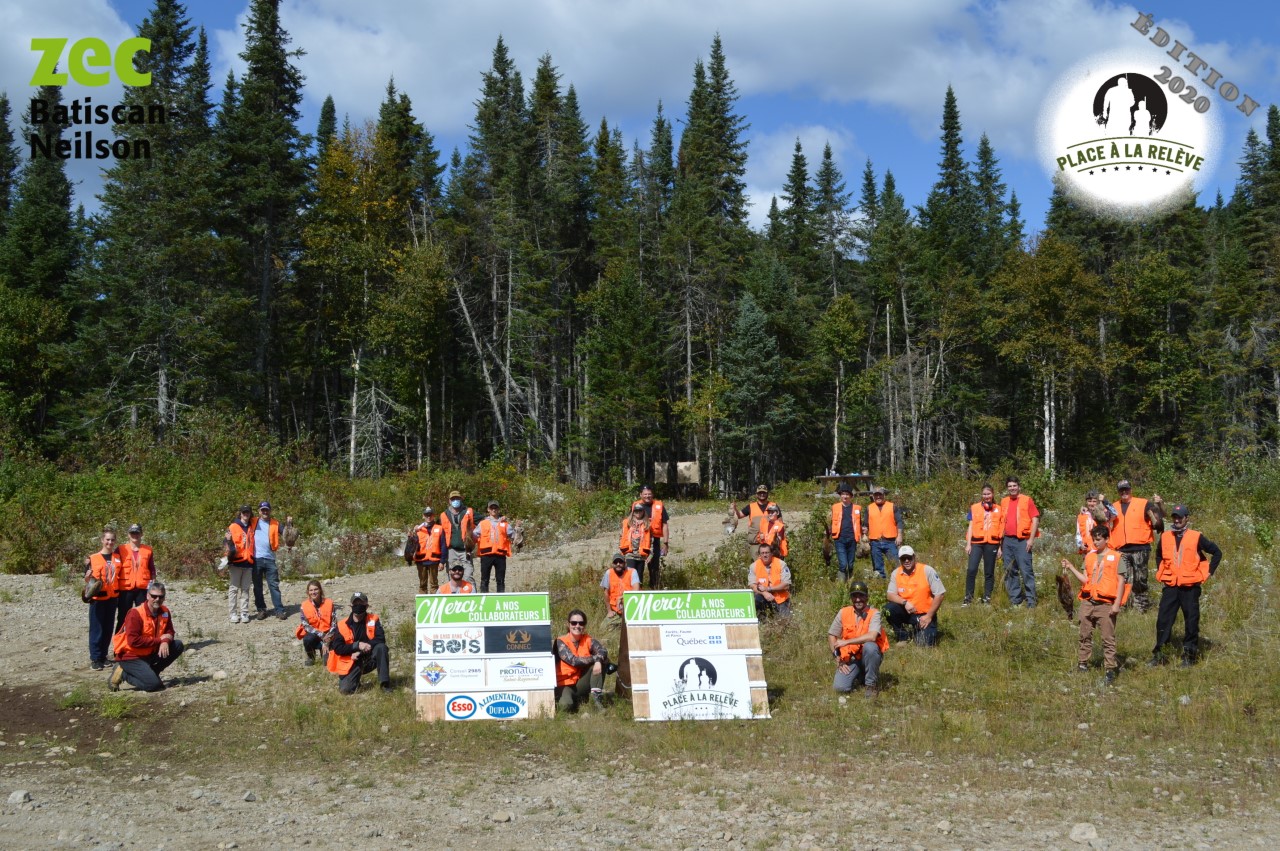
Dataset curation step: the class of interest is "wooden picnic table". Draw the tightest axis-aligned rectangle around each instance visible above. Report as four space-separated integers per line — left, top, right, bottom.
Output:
815 474 876 496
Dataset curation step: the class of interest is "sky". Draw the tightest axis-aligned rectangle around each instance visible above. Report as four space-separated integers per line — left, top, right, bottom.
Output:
2 0 1277 236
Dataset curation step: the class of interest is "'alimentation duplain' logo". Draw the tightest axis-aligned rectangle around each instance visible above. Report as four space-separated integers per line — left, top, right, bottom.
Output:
28 37 162 161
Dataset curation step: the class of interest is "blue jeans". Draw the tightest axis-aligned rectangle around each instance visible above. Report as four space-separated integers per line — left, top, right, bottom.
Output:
253 556 284 614
869 540 897 578
886 602 939 646
1001 537 1036 607
88 598 118 663
834 538 857 580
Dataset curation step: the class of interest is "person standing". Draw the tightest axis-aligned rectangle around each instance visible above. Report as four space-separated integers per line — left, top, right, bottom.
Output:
964 485 1002 606
1149 505 1222 667
84 528 123 670
222 505 255 624
1075 490 1114 555
619 505 653 564
251 501 286 620
440 490 476 584
297 579 335 666
1000 477 1040 607
115 523 156 630
749 542 792 619
757 505 788 558
1108 480 1163 613
1061 526 1130 685
473 501 513 593
730 485 777 558
865 487 902 580
554 610 607 713
885 546 945 646
827 483 863 582
327 592 392 693
631 485 669 589
828 581 888 696
406 507 445 594
108 581 184 692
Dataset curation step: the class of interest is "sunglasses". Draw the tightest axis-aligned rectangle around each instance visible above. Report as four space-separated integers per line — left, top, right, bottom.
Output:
148 593 165 599
568 620 586 626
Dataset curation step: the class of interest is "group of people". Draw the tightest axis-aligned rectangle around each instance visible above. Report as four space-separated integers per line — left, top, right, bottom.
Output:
403 490 522 594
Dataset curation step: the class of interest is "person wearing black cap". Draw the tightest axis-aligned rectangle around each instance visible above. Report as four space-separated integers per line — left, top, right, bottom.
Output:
473 500 514 592
600 551 640 654
1108 480 1164 613
1149 505 1221 667
826 482 863 582
222 505 255 624
405 507 445 594
828 582 888 696
328 591 392 693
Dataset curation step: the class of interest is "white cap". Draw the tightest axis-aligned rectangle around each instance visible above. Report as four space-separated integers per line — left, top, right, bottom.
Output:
898 545 915 558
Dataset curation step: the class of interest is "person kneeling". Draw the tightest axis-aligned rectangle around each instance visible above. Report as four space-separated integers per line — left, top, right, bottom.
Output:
885 546 945 646
555 610 607 713
109 581 184 692
328 592 392 694
828 582 889 697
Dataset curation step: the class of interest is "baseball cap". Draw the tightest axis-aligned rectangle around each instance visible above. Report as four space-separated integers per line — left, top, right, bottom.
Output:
1116 480 1132 491
611 551 626 563
871 486 886 495
351 591 369 604
849 581 869 597
259 501 271 509
239 504 252 514
487 500 500 508
835 482 852 494
898 545 916 558
128 523 142 534
755 484 769 493
1170 504 1188 517
422 506 434 515
448 490 463 499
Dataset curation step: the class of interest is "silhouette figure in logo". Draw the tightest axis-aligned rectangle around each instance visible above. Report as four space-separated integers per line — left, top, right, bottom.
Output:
1096 75 1135 132
1132 98 1155 136
677 657 718 689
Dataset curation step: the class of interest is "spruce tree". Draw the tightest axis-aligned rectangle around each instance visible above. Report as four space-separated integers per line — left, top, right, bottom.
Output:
0 94 20 236
812 143 852 296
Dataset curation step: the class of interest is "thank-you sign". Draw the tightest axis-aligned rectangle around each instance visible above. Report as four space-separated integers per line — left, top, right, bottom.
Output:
624 590 769 721
414 592 555 721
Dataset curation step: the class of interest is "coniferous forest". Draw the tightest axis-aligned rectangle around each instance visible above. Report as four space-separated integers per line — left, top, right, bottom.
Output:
2 0 1279 492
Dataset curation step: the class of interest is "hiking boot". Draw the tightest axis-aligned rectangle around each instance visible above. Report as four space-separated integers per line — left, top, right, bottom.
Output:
256 609 269 621
864 685 878 699
962 596 972 607
304 656 315 667
380 682 394 692
1180 655 1195 668
91 660 105 671
108 664 125 691
1105 669 1118 685
276 610 288 620
591 693 606 710
1147 655 1165 668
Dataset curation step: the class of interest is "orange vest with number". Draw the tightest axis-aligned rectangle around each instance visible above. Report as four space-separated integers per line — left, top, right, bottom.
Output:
1157 529 1209 587
1079 549 1129 604
112 602 172 659
999 496 1039 539
867 501 898 540
632 499 666 537
116 544 155 591
414 524 445 563
87 551 122 600
327 615 380 676
968 502 1002 544
227 521 254 565
475 517 512 557
620 517 652 557
830 502 863 541
758 519 788 558
837 605 889 661
556 632 594 686
1109 497 1153 548
751 557 789 604
892 564 934 614
606 567 637 614
439 580 474 594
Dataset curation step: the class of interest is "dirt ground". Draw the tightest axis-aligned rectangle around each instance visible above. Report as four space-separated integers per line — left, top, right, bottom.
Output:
2 509 1276 849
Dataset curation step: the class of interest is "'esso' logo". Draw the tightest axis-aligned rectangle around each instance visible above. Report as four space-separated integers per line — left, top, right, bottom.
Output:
447 696 476 719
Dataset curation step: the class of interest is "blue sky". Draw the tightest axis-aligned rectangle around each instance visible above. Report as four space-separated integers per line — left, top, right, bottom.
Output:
2 0 1277 235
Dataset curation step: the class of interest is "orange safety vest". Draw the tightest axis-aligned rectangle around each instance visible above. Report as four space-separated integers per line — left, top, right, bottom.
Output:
249 517 280 551
439 581 475 594
751 557 789 605
556 631 595 686
1077 510 1104 554
440 508 475 550
226 521 254 565
605 567 637 614
892 563 934 615
866 501 899 540
968 502 1002 545
86 551 122 600
1109 497 1153 548
999 496 1039 539
747 501 777 526
300 598 335 634
326 615 380 676
620 517 653 557
632 499 666 538
829 502 863 541
1079 549 1129 604
475 517 512 557
1156 529 1209 587
413 524 445 563
111 602 173 659
116 544 155 591
758 519 788 558
837 605 890 661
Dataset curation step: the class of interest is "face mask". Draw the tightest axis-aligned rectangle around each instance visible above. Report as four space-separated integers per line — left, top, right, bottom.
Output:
351 602 368 615
450 499 462 509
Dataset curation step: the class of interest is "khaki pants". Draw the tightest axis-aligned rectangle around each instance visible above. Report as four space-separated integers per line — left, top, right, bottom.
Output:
1078 597 1119 671
227 565 251 620
416 561 440 594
